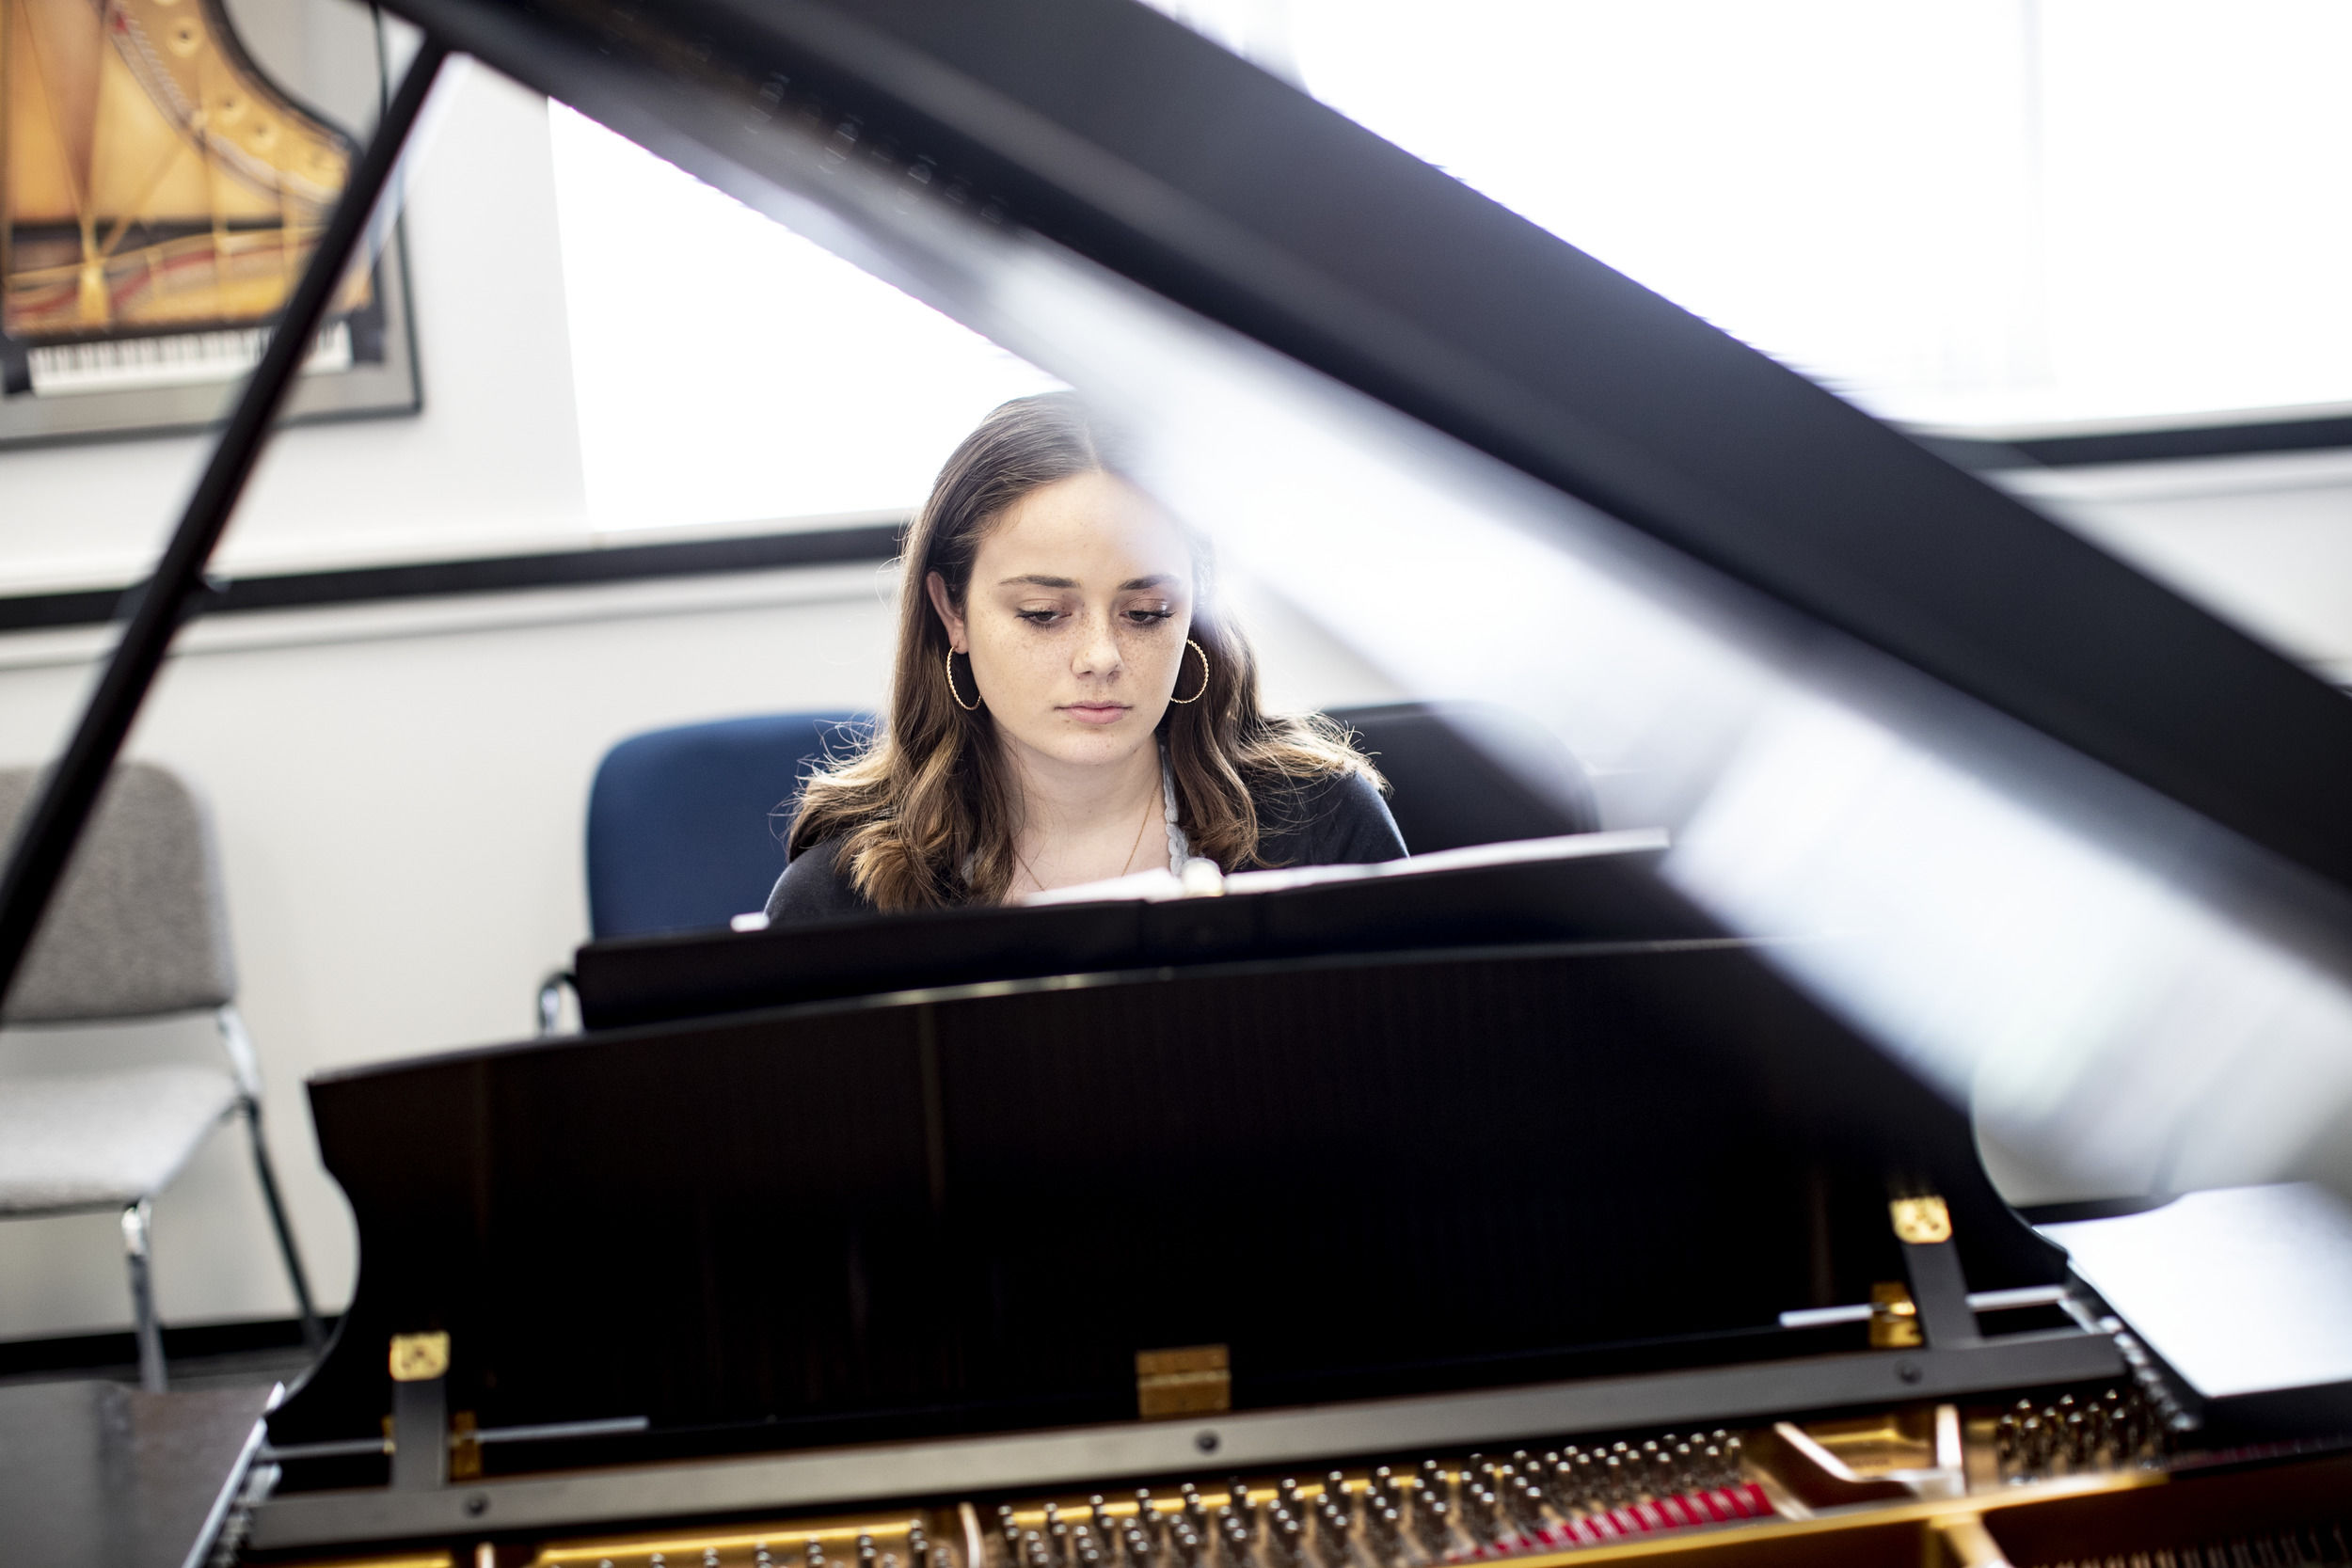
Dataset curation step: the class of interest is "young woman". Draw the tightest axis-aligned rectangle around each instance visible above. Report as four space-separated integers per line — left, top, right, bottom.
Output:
766 393 1404 921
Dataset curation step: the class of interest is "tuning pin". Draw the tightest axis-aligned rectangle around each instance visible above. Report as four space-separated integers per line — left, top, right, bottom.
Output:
1418 1496 1452 1554
807 1540 829 1568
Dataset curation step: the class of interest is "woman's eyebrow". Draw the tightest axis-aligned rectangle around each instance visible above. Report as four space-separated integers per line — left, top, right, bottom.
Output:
995 573 1178 591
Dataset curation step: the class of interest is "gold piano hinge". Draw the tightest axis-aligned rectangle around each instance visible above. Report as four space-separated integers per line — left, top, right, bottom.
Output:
1136 1343 1231 1418
450 1409 482 1481
1889 1195 1952 1245
389 1330 451 1382
1869 1281 1923 1348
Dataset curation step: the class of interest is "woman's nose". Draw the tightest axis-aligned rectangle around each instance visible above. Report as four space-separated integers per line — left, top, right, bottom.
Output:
1072 612 1121 677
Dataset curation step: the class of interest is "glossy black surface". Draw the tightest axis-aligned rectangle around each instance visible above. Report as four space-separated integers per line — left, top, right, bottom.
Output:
275 911 2067 1456
576 843 1694 1031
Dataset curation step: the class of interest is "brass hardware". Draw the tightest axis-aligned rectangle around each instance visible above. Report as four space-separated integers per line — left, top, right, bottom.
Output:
451 1409 482 1481
389 1331 451 1382
1891 1196 1953 1244
1136 1343 1231 1418
1869 1282 1923 1348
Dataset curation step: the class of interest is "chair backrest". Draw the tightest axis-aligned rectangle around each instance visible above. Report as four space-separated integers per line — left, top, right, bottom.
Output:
1327 701 1599 854
586 712 866 941
0 762 237 1023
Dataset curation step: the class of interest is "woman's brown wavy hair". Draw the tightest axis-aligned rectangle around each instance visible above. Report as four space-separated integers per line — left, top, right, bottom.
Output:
787 392 1377 911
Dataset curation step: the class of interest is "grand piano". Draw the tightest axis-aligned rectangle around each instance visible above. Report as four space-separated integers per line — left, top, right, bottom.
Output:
6 0 2352 1563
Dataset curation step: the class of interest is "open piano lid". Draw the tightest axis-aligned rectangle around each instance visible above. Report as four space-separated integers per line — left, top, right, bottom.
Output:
0 0 2338 1537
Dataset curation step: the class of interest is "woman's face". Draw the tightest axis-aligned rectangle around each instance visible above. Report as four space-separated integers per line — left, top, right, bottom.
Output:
930 469 1196 776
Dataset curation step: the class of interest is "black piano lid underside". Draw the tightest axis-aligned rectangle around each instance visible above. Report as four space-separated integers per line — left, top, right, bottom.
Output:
278 920 2064 1453
371 0 2352 901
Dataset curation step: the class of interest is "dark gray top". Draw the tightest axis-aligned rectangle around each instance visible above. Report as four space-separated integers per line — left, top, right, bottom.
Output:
766 768 1406 924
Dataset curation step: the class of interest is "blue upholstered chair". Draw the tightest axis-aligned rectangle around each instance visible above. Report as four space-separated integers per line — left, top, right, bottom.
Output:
571 701 1590 977
583 712 868 942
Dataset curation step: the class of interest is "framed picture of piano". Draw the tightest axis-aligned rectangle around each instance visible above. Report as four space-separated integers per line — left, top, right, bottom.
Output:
0 0 420 447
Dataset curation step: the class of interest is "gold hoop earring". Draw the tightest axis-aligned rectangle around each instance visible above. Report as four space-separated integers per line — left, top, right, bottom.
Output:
1168 639 1210 705
945 647 981 711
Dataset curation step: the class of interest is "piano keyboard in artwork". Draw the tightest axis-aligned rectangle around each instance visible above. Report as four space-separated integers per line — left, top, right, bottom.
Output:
25 322 353 395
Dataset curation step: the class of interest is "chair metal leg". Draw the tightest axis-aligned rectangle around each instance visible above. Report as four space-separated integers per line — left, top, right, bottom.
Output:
243 1101 324 1353
120 1198 166 1392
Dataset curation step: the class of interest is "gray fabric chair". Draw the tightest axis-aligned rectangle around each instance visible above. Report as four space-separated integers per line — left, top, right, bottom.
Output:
0 762 320 1389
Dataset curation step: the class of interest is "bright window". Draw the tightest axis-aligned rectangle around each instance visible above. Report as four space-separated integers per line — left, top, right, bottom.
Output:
1204 0 2352 437
548 104 1060 533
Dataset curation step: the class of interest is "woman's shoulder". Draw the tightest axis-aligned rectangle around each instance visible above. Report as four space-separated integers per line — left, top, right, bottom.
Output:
763 835 875 924
1248 758 1406 869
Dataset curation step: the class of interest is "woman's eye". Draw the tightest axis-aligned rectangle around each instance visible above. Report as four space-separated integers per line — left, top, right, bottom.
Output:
1124 607 1176 626
1015 609 1062 625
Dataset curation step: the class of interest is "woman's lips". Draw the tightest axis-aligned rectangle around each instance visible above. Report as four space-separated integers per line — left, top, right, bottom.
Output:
1061 703 1130 726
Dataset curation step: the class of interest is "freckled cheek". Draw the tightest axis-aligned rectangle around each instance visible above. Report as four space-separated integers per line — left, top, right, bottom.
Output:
1122 633 1181 685
973 626 1073 700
